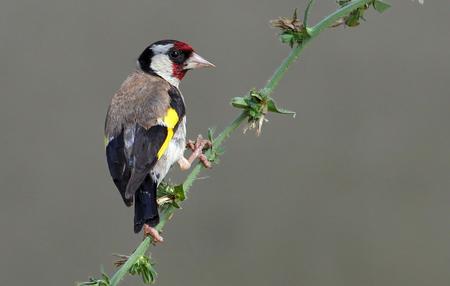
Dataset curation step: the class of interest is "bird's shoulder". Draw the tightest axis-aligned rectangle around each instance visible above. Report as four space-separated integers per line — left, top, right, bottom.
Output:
105 71 174 136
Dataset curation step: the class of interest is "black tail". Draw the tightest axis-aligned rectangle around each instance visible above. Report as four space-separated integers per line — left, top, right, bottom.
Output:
134 175 159 233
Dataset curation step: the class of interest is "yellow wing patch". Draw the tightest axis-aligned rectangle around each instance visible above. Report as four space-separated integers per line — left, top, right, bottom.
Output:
156 108 179 159
163 108 179 129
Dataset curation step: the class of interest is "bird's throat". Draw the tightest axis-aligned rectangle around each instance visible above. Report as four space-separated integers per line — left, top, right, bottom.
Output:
172 63 187 81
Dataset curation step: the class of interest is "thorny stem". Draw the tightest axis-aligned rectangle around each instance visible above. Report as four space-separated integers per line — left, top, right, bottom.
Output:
309 0 372 37
103 0 378 285
260 42 309 98
261 0 373 96
183 112 248 191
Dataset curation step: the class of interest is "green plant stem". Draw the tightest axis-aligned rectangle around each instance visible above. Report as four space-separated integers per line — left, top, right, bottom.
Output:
183 111 248 190
309 0 372 37
261 0 373 96
109 238 151 286
260 41 309 98
107 1 375 285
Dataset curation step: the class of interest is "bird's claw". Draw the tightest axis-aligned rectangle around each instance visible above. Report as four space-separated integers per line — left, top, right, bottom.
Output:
186 134 212 152
143 224 164 243
186 135 212 168
199 154 212 168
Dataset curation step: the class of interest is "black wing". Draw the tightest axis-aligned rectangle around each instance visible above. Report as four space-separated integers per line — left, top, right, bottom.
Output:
105 124 167 206
125 125 167 198
106 130 132 206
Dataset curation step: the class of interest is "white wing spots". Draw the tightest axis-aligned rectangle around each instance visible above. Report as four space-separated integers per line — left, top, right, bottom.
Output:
124 127 135 150
123 127 135 162
156 117 167 127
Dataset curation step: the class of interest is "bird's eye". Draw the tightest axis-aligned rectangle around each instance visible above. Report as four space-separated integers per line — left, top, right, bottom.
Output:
169 50 181 59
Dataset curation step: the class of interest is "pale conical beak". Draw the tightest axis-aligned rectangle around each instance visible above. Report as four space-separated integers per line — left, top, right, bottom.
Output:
183 52 215 70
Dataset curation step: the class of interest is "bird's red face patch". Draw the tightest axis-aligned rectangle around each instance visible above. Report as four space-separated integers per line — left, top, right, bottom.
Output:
171 41 194 80
172 65 186 80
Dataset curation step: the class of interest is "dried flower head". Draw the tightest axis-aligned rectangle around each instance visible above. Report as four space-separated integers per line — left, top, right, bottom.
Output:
270 8 303 33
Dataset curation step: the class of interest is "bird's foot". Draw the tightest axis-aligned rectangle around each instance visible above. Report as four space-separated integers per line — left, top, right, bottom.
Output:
198 153 212 168
178 157 191 170
186 135 212 152
180 135 212 169
143 224 164 243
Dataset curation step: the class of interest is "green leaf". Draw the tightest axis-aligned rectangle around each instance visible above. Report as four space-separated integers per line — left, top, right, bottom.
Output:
231 97 249 109
345 10 361 26
247 100 260 111
142 272 149 284
373 0 391 13
337 0 349 6
207 128 216 142
214 146 225 155
78 276 110 286
267 98 296 116
78 281 97 286
168 201 179 209
157 181 175 197
250 90 264 101
127 255 157 284
149 267 157 282
101 272 110 284
303 0 316 26
280 33 294 44
173 185 186 202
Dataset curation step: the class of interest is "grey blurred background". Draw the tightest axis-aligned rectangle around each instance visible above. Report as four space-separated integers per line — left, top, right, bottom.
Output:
1 0 449 285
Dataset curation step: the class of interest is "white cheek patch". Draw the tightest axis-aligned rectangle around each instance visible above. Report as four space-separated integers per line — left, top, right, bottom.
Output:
150 54 180 87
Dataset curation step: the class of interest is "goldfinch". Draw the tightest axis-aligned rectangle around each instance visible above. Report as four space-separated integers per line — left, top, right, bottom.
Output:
104 40 214 242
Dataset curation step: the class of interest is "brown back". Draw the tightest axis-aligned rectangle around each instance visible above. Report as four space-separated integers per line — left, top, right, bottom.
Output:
105 71 171 137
